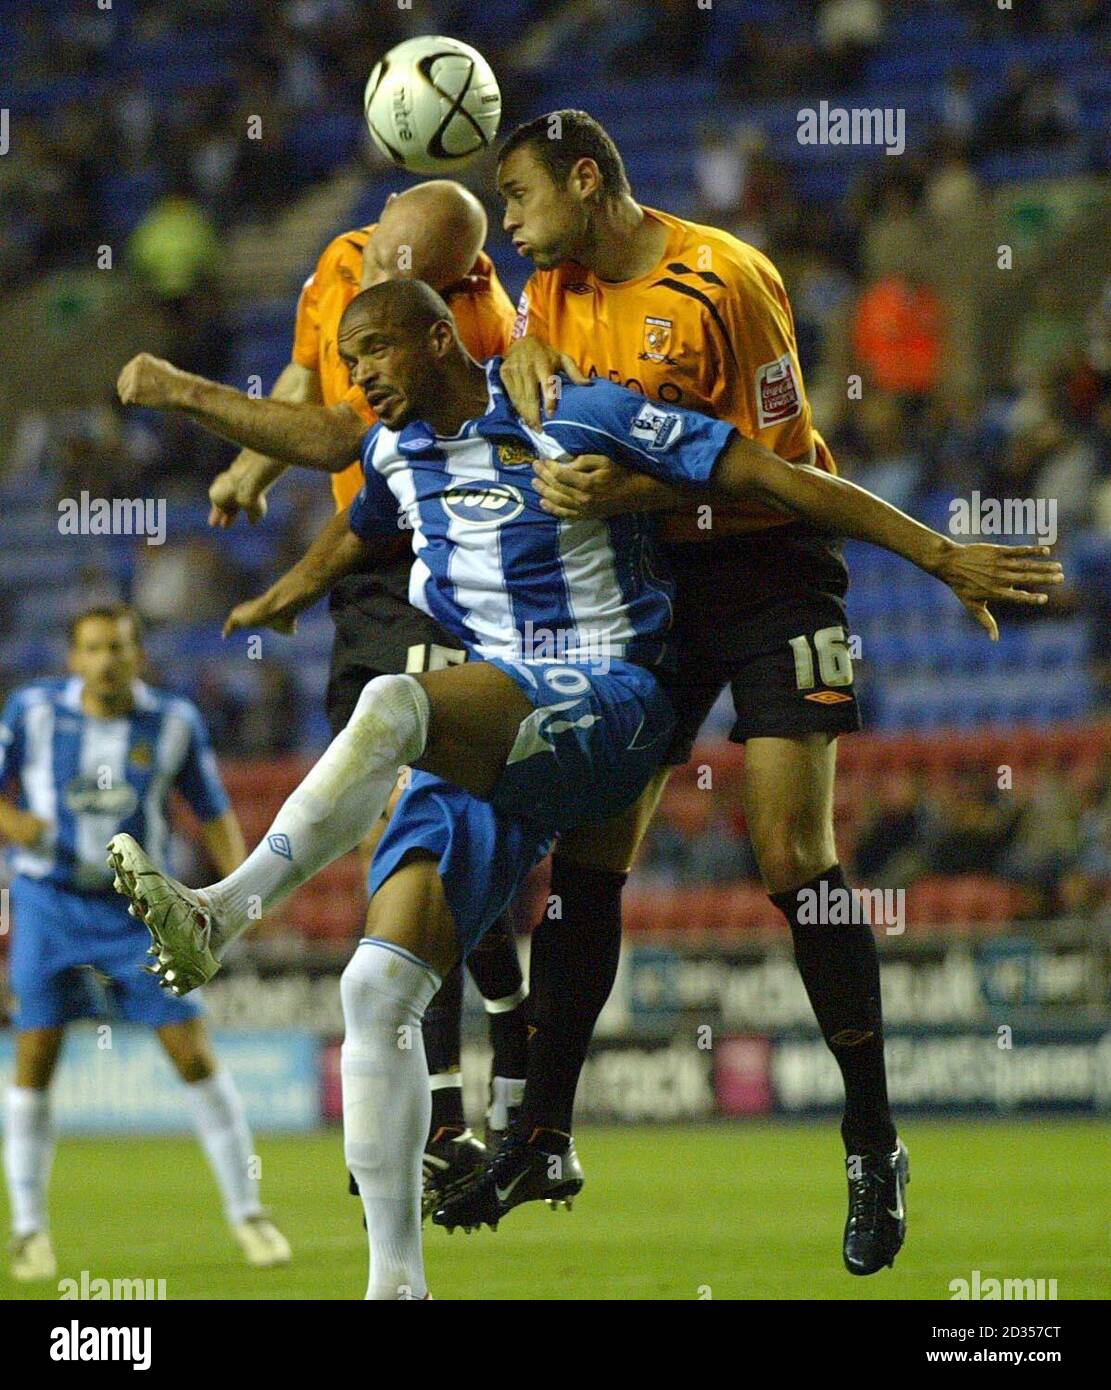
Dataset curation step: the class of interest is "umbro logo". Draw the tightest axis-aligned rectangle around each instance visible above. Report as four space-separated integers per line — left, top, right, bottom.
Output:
399 436 435 452
268 833 292 860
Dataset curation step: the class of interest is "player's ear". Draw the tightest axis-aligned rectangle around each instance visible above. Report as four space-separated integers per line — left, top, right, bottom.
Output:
429 318 454 357
571 157 602 204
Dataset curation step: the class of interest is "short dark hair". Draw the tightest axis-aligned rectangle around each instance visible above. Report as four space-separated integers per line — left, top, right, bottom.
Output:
340 279 454 337
69 604 143 648
498 110 631 198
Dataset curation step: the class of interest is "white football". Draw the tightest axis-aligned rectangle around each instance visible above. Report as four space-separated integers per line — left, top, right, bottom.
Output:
364 36 502 175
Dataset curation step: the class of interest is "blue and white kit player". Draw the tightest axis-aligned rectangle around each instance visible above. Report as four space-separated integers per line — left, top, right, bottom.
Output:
0 606 290 1280
108 279 1051 1297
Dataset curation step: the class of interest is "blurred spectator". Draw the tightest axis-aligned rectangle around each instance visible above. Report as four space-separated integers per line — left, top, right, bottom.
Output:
934 68 977 152
851 273 944 401
133 538 248 627
924 774 1020 877
127 194 220 302
1012 281 1082 390
815 0 886 90
851 771 932 886
978 63 1081 154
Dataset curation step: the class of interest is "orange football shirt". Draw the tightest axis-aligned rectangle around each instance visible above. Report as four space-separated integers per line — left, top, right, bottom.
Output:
292 224 517 510
513 206 836 541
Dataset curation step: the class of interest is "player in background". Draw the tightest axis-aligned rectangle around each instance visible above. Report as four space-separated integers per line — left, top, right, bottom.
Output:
111 281 1059 1298
440 110 958 1271
206 180 532 1204
0 607 290 1280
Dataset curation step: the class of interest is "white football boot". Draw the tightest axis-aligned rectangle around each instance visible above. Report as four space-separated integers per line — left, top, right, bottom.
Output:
106 833 222 995
233 1215 292 1268
10 1230 57 1282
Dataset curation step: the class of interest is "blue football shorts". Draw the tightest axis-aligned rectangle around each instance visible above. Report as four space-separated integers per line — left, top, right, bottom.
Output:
369 657 674 954
8 876 202 1031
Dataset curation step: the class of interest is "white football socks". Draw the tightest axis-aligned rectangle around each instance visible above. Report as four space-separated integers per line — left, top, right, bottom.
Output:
341 940 441 1301
3 1086 54 1237
183 1069 262 1225
206 675 430 947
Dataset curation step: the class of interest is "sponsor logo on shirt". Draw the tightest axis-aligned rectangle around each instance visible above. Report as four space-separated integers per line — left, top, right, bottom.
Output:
755 353 802 428
63 776 139 819
630 403 682 450
442 483 526 527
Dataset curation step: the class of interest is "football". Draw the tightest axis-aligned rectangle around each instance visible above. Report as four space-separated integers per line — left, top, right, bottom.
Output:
364 35 501 175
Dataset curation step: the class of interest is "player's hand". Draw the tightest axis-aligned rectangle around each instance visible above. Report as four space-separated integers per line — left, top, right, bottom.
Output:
930 542 1064 640
117 352 189 410
208 458 269 528
222 594 297 638
532 454 640 519
500 336 590 429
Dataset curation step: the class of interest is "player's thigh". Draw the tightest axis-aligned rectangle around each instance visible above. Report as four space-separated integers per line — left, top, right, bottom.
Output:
414 662 534 799
364 849 461 979
13 1027 65 1088
742 733 839 892
557 766 673 873
157 1017 217 1083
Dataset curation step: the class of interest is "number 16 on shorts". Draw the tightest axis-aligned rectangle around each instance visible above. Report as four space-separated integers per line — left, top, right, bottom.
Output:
789 625 854 692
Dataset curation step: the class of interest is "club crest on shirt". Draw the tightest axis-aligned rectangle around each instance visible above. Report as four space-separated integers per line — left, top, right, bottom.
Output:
496 442 535 469
129 741 153 768
642 316 673 363
756 352 802 428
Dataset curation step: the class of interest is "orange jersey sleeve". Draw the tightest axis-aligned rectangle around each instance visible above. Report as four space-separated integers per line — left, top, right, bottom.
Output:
291 269 322 370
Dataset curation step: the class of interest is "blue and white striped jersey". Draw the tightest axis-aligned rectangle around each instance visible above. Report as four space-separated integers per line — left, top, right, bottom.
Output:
0 678 229 892
349 360 735 666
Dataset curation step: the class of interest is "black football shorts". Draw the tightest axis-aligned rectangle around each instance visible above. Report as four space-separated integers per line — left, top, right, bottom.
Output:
325 549 465 735
656 523 862 763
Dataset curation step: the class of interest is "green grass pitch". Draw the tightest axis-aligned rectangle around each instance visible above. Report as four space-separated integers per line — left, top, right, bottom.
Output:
3 1120 1107 1300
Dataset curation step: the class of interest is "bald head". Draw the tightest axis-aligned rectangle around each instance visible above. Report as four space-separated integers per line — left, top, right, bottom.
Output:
364 180 488 290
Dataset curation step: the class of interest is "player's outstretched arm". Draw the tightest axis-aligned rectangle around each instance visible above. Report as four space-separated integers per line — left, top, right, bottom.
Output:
222 508 375 638
209 362 323 527
714 436 1064 638
117 353 366 472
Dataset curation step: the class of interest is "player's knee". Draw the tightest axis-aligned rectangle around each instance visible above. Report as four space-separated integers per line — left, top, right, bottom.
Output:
349 673 430 745
340 947 412 1036
754 825 835 895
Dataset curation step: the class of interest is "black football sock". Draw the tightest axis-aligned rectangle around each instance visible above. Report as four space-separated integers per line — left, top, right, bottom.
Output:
770 864 897 1158
467 914 530 1079
423 963 466 1133
517 857 626 1137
